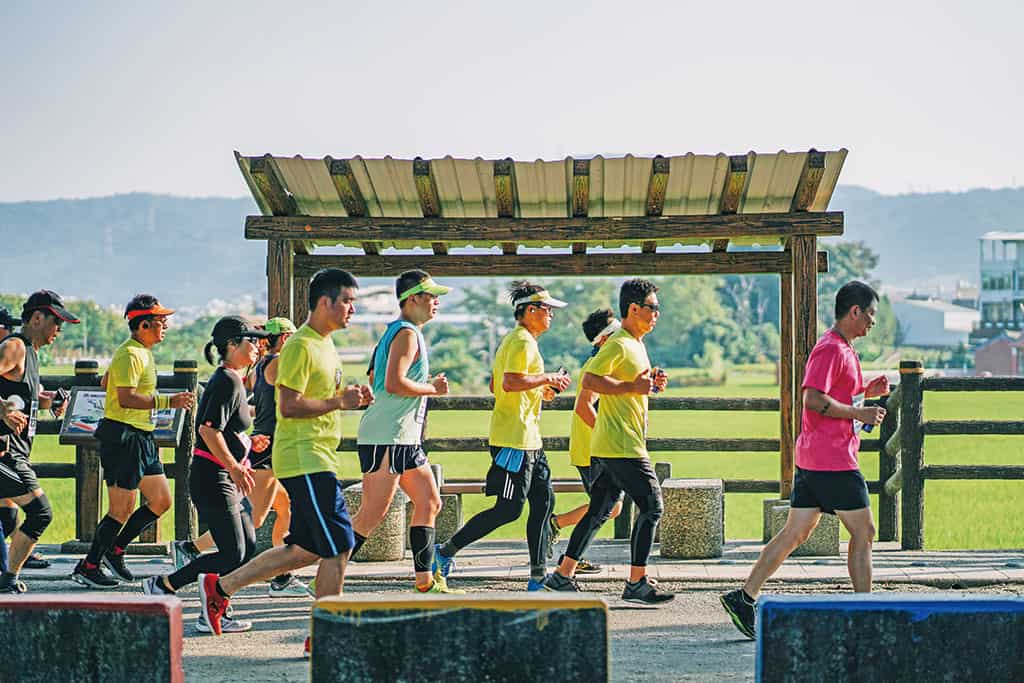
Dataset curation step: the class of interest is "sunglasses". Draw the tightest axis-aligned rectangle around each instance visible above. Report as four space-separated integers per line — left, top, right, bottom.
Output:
637 303 660 313
530 305 554 316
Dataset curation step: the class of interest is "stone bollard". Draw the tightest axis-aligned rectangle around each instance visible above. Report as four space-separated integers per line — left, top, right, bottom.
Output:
762 498 789 543
768 503 839 556
659 478 724 559
344 483 407 561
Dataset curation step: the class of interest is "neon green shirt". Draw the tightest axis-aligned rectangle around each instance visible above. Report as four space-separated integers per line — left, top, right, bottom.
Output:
588 329 650 459
488 325 544 450
105 338 158 432
569 356 597 467
272 324 344 478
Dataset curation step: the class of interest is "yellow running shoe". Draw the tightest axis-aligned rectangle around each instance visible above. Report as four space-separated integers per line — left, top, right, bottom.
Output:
416 575 465 594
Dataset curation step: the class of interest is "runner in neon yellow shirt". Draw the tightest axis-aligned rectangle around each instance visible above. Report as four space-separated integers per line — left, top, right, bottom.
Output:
435 281 571 591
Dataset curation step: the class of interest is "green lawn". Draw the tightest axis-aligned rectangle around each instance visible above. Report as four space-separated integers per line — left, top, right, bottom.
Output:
24 369 1024 550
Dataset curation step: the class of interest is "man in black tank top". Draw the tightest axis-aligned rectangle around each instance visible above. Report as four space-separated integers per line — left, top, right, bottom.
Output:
0 291 80 593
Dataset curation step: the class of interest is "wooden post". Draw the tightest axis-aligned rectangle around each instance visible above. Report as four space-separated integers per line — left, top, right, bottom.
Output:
267 239 293 320
791 236 817 432
877 391 899 542
72 361 101 543
173 360 199 541
292 272 310 325
899 360 925 550
779 269 795 498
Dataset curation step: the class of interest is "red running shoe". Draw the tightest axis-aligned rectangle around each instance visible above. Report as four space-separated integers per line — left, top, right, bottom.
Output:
303 635 311 659
198 573 229 636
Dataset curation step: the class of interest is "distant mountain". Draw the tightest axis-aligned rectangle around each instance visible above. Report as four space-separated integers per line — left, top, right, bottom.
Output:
3 188 1023 306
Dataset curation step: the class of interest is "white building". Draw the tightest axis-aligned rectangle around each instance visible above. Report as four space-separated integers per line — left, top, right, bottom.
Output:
891 298 980 347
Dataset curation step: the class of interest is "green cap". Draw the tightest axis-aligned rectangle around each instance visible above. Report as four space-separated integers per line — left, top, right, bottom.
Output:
398 277 452 302
264 317 297 334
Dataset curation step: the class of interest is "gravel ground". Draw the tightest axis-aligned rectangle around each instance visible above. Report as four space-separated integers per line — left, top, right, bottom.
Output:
32 578 1024 681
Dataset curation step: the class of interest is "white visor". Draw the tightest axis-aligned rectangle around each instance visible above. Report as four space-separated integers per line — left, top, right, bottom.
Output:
511 290 568 309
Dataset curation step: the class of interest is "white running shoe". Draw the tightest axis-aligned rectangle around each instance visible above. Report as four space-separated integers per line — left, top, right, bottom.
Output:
195 614 252 634
268 575 312 598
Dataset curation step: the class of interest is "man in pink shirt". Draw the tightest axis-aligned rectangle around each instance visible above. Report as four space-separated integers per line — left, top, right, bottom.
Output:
721 281 889 639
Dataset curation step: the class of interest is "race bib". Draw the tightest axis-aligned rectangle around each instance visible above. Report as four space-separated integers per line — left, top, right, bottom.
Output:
415 396 427 424
27 398 38 438
851 392 865 435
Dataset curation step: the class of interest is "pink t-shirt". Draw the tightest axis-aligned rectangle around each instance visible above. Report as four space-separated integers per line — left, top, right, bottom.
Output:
795 330 864 471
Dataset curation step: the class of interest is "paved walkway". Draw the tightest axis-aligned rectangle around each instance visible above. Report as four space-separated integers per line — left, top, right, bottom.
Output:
20 539 1024 588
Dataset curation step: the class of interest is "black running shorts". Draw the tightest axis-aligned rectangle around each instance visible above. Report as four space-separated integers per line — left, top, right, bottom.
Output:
790 466 870 514
95 419 163 490
357 444 428 475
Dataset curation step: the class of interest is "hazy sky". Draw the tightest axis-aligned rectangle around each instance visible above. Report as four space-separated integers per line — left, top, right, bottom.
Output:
2 1 1021 202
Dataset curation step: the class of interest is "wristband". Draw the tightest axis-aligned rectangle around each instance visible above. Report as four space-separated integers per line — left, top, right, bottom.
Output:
154 394 171 411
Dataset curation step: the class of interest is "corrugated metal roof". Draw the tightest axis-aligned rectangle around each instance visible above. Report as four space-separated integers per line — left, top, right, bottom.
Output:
980 231 1024 241
236 149 846 250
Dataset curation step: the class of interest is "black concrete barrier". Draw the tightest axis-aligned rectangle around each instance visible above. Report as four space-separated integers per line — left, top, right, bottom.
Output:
0 594 184 682
757 594 1024 682
311 593 608 682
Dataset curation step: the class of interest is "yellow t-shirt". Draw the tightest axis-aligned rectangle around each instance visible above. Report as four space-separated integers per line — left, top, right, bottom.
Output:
588 329 650 459
569 356 597 467
488 325 544 450
105 338 158 431
272 324 344 479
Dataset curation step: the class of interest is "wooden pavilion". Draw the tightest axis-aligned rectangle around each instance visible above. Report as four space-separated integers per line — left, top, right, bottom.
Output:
237 149 847 497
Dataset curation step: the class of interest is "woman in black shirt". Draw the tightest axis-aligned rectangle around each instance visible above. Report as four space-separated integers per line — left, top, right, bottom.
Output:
144 316 269 634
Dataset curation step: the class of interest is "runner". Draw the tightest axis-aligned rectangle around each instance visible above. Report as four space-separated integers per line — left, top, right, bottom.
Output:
143 316 272 633
543 279 675 605
433 281 571 591
0 291 80 593
73 294 195 588
197 268 372 657
545 308 625 573
353 270 459 593
172 318 309 598
720 281 888 639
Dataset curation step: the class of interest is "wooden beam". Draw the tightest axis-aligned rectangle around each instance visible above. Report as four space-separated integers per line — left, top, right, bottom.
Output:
572 159 589 253
791 236 818 430
718 154 748 214
292 273 310 324
431 243 449 255
791 149 826 212
294 251 829 278
571 242 586 255
249 155 297 216
712 240 729 252
779 268 794 498
325 157 368 217
645 155 670 216
246 212 844 244
493 158 515 218
413 157 442 218
501 242 518 255
267 240 293 319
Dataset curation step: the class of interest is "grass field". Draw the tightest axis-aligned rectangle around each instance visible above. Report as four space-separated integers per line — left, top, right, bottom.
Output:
23 367 1024 550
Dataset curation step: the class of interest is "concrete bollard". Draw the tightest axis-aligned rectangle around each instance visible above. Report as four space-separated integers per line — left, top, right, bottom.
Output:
406 494 462 547
757 594 1024 681
659 478 724 559
768 503 839 556
343 483 407 561
762 498 788 543
0 594 184 682
311 594 609 682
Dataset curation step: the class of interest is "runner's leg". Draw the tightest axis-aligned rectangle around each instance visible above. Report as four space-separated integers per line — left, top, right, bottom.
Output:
398 464 441 588
742 507 821 598
836 507 875 592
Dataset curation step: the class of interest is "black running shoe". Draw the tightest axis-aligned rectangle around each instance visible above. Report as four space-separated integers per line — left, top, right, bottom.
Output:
23 552 51 569
575 558 603 574
103 550 134 582
71 560 119 589
622 576 675 605
0 574 27 594
719 588 756 639
541 572 581 593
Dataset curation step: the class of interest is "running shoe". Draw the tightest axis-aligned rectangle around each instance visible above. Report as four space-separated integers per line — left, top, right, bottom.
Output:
303 636 311 659
431 544 456 579
198 573 229 636
269 574 312 598
415 575 465 594
195 614 252 634
0 574 27 594
541 572 581 593
719 589 756 640
544 515 561 560
23 552 50 569
575 558 603 574
142 576 171 595
172 541 200 571
103 550 134 582
526 577 547 592
622 576 675 605
71 559 119 589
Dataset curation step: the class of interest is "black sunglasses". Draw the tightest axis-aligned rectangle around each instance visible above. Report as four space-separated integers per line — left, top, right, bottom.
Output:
637 303 660 313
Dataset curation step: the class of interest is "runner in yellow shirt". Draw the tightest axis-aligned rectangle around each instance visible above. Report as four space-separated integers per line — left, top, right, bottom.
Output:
545 308 625 573
434 281 571 590
543 279 675 604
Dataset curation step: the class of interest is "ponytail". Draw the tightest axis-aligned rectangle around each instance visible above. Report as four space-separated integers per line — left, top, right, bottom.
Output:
203 341 217 365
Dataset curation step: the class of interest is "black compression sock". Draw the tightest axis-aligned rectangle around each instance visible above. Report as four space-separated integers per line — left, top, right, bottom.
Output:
85 515 124 565
113 506 160 549
409 526 436 573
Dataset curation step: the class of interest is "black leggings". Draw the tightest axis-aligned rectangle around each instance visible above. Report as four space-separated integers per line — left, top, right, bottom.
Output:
166 459 255 591
449 452 553 571
564 458 664 567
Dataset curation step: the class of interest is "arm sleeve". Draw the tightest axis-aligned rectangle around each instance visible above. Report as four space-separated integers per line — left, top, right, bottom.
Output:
275 342 311 395
801 342 842 394
197 371 238 432
110 349 144 388
587 339 624 377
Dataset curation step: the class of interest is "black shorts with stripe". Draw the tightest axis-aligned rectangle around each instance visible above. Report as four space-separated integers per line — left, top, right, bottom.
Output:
0 453 39 498
484 446 550 505
357 444 428 475
279 471 355 559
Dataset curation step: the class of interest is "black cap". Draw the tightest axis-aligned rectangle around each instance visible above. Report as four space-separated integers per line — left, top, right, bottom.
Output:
22 290 80 324
211 316 270 345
